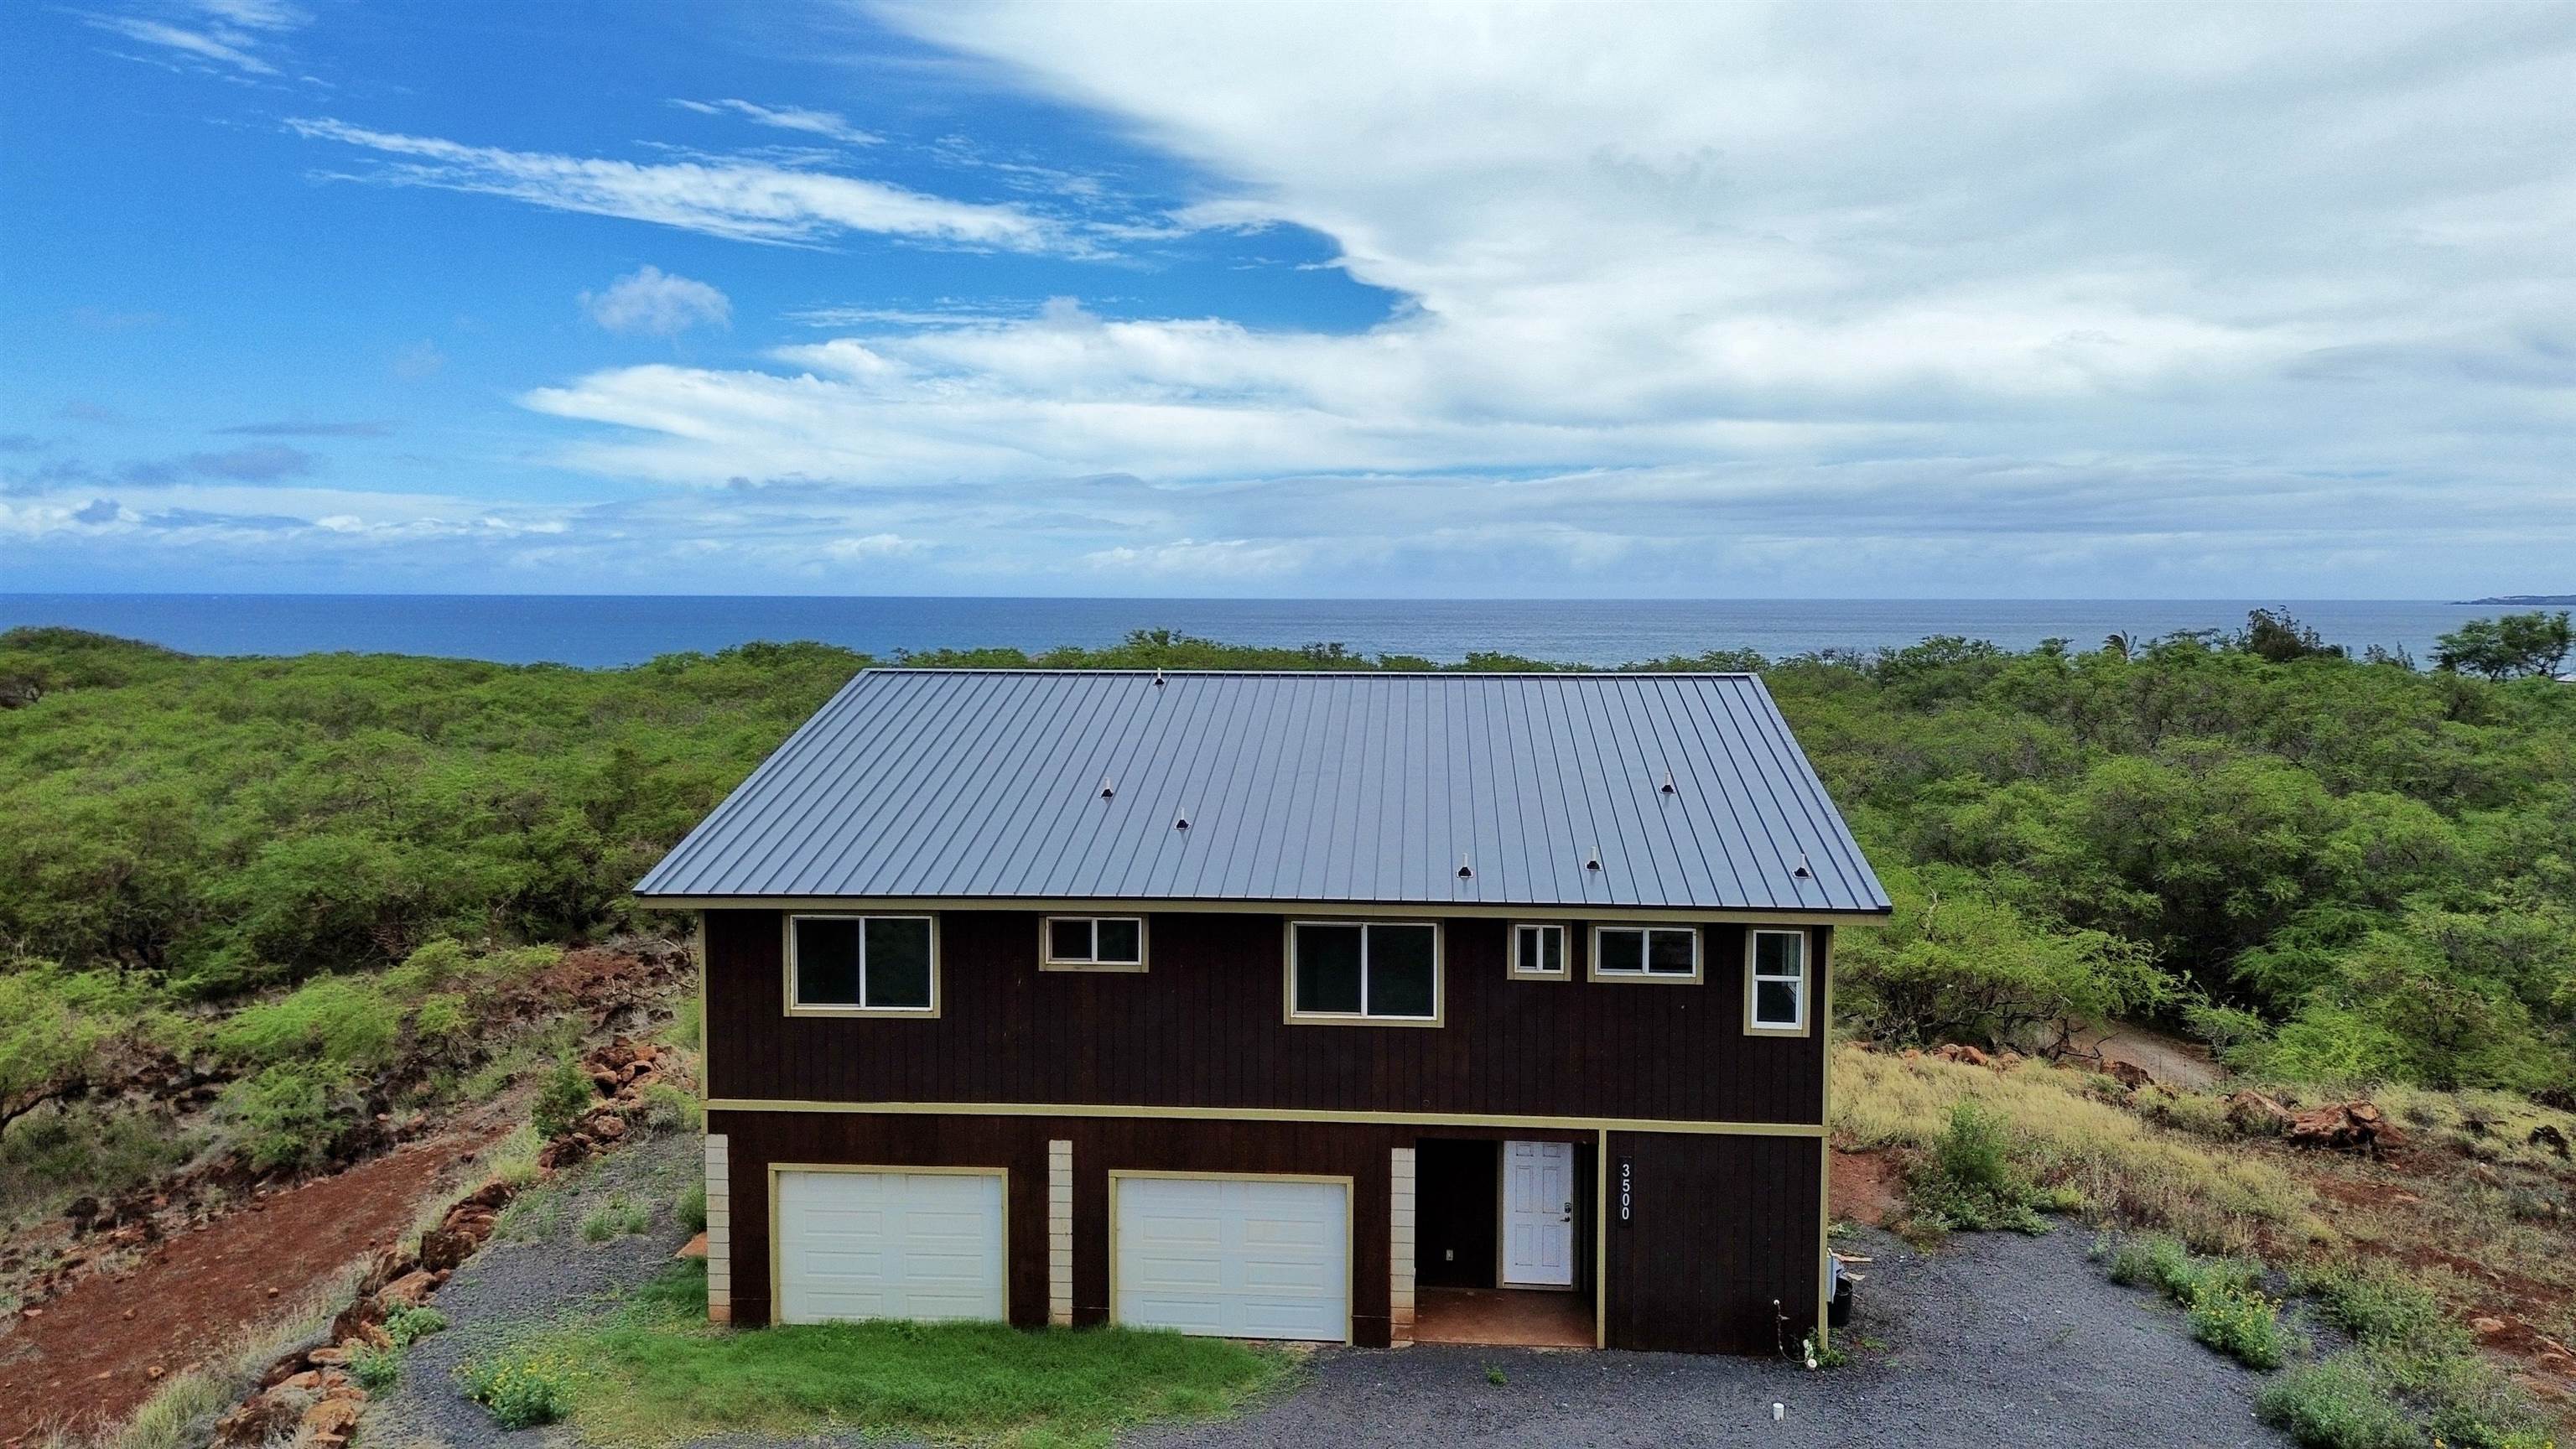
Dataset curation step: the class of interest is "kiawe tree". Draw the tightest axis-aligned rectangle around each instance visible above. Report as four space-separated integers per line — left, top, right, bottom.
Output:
2433 610 2573 680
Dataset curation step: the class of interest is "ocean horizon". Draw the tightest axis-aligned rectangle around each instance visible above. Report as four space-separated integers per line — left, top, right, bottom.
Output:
0 595 2504 670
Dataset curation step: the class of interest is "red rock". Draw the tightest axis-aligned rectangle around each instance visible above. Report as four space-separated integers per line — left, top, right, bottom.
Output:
211 1391 301 1447
2473 1316 2508 1335
301 1399 361 1438
2225 1090 2294 1135
305 1345 352 1367
589 1114 627 1141
418 1225 476 1272
377 1270 439 1309
2106 1060 2154 1090
2284 1101 2404 1153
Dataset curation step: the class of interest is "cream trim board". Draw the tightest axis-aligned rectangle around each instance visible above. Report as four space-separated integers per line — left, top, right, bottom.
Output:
1815 925 1836 1348
1587 924 1703 984
1593 1129 1609 1349
782 913 942 1019
706 1096 1827 1138
765 1162 1010 1325
1039 915 1150 973
1742 927 1811 1036
645 894 1888 926
1508 922 1571 981
1283 919 1445 1027
1107 1169 1357 1347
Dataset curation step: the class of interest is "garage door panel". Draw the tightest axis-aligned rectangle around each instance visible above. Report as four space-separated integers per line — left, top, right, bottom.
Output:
1114 1176 1348 1343
776 1170 1005 1326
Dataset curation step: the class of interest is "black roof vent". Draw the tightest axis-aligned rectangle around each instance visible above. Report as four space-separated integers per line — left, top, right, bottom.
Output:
1457 854 1474 880
1098 776 1115 799
1659 770 1677 796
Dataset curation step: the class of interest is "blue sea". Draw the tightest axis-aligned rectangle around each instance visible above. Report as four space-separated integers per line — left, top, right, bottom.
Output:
0 595 2500 669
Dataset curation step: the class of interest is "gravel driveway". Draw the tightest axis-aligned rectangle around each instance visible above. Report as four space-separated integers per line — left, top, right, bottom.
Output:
371 1140 2292 1449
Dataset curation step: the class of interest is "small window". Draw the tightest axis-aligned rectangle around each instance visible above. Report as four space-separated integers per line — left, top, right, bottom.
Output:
1041 916 1147 971
787 915 937 1015
1591 925 1701 983
1510 923 1566 979
1748 928 1809 1033
1288 921 1440 1023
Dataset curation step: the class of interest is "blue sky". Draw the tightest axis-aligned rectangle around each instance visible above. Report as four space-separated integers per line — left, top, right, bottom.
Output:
4 2 2572 597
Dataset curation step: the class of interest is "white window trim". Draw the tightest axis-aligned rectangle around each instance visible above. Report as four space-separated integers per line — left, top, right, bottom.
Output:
1509 922 1570 981
782 913 941 1018
1745 927 1810 1036
1284 920 1444 1026
1586 924 1703 984
1039 915 1150 973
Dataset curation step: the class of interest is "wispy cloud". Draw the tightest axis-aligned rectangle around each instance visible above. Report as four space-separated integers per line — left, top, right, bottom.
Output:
672 98 880 147
581 266 732 338
86 0 307 76
288 118 1067 251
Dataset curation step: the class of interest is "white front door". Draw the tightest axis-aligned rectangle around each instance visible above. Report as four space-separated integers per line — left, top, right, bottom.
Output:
1501 1140 1576 1287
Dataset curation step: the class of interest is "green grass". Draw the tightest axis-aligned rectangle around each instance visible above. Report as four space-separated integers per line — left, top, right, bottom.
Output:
2275 1259 2551 1449
582 1193 652 1242
514 1261 1292 1448
2256 1358 2420 1449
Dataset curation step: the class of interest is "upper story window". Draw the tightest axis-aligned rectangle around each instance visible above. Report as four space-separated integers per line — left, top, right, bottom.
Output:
1510 922 1567 979
1287 921 1441 1025
787 914 937 1016
1591 924 1701 983
1042 915 1147 971
1746 928 1810 1034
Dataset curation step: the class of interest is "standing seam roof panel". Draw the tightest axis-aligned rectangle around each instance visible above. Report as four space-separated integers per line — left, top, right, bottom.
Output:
633 670 1889 913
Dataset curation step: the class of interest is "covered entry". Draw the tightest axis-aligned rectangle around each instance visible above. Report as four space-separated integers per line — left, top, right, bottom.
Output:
1111 1172 1352 1342
772 1167 1007 1324
1413 1136 1595 1347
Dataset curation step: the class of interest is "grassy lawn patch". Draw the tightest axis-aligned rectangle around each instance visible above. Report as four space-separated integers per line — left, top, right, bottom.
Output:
2098 1235 2289 1370
483 1262 1293 1448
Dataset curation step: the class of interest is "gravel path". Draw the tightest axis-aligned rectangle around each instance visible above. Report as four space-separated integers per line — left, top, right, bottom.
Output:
369 1150 2293 1449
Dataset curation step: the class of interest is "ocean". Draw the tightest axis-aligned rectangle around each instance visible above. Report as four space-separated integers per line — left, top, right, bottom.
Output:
0 595 2497 669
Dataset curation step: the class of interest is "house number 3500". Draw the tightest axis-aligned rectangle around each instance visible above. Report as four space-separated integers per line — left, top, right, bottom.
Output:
1617 1157 1633 1223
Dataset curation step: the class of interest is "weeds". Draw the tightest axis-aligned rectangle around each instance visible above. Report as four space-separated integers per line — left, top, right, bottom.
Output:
2257 1359 2419 1449
583 1193 652 1243
351 1343 402 1390
2279 1259 2551 1449
1905 1101 2059 1233
638 1082 701 1135
2099 1236 2288 1370
678 1182 708 1233
532 1053 594 1140
456 1348 576 1430
382 1304 449 1348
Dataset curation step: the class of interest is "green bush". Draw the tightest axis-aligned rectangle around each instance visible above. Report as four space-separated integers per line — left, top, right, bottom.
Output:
2101 1236 2285 1369
351 1343 402 1391
382 1304 449 1348
532 1053 594 1140
411 992 471 1046
638 1082 701 1135
215 976 399 1071
1908 1100 2051 1233
221 1062 351 1171
678 1182 708 1233
582 1194 652 1243
2257 1358 2418 1449
456 1348 575 1430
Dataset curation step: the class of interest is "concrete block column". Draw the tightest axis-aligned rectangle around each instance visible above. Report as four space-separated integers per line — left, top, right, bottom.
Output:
1047 1139 1074 1326
704 1132 732 1323
1389 1145 1416 1345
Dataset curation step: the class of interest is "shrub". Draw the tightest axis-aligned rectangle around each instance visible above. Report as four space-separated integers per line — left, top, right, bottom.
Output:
678 1181 708 1233
485 1123 543 1189
2257 1359 2417 1449
638 1082 700 1135
382 1304 449 1348
221 1062 351 1171
351 1343 401 1390
411 992 471 1047
456 1348 574 1430
532 1052 593 1140
214 976 398 1071
1908 1100 2051 1233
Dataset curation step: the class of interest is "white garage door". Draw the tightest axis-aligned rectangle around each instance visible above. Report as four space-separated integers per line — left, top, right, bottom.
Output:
1114 1175 1348 1342
774 1169 1005 1325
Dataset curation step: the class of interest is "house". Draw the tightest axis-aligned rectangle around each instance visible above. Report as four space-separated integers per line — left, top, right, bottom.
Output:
636 668 1888 1355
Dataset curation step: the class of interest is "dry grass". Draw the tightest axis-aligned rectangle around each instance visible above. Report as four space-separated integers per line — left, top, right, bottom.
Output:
1831 1044 2319 1253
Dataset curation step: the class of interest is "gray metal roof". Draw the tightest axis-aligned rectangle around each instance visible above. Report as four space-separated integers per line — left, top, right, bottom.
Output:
636 670 1888 914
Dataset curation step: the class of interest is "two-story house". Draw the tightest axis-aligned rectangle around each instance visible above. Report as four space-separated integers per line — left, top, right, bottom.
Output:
637 668 1888 1354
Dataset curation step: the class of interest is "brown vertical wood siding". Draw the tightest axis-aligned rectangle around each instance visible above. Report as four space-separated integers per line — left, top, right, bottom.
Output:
707 909 1828 1125
715 1109 1818 1356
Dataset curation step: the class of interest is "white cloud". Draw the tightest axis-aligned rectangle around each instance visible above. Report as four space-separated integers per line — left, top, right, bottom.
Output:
480 3 2576 593
89 0 306 75
288 117 1067 251
582 266 733 338
673 98 880 146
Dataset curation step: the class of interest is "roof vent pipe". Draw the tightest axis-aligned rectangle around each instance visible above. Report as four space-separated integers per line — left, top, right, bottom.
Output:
1153 668 1166 687
1659 770 1677 796
1098 776 1115 799
1457 854 1473 880
1794 850 1813 880
1585 850 1602 872
1173 813 1190 831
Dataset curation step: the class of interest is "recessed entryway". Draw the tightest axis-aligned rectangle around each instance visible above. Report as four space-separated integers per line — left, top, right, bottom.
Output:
1411 1135 1595 1348
1414 1285 1595 1348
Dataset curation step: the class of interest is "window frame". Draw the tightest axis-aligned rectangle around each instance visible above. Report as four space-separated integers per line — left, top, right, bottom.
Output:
1038 915 1150 973
1283 919 1445 1026
1744 927 1811 1036
782 912 942 1018
1586 923 1704 984
1508 922 1571 982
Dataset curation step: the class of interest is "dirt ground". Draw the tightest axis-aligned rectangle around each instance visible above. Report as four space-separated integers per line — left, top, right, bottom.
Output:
1831 1148 1903 1227
2068 1020 2221 1090
0 1115 512 1441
